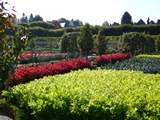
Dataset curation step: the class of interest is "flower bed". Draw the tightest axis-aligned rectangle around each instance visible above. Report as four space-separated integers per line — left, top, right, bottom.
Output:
96 53 131 66
8 58 91 86
8 53 130 87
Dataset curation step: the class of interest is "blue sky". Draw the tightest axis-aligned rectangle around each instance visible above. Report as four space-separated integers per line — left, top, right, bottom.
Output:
7 0 160 25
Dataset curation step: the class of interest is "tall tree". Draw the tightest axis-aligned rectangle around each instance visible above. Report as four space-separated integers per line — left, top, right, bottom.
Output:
147 17 150 24
20 13 28 23
97 31 107 55
29 13 34 22
78 24 94 56
32 15 43 22
121 11 133 24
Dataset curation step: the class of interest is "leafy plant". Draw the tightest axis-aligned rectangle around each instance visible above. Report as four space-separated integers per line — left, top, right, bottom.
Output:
3 69 160 119
0 1 28 91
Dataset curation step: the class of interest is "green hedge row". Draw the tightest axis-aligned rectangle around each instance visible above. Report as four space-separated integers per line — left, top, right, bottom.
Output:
26 37 61 51
3 69 160 120
101 24 160 36
101 33 160 54
29 27 64 37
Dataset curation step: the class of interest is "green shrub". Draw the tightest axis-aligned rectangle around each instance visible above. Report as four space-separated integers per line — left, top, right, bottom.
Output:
101 24 160 36
104 55 160 73
136 54 160 59
29 27 64 37
27 37 61 51
0 99 27 120
61 32 80 57
3 69 160 120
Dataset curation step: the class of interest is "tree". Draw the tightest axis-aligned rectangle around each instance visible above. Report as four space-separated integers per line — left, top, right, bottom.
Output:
121 11 133 24
20 13 28 23
97 31 107 55
122 32 146 55
147 17 150 24
78 24 94 56
29 13 34 22
0 1 28 91
61 32 79 57
32 15 43 22
136 19 145 25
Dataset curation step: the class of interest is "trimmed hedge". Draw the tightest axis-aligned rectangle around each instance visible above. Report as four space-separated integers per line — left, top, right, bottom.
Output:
104 55 160 73
99 34 160 53
26 37 61 51
29 27 64 37
101 24 160 36
3 69 160 120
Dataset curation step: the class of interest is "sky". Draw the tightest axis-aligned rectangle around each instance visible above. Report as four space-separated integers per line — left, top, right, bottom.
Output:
6 0 160 25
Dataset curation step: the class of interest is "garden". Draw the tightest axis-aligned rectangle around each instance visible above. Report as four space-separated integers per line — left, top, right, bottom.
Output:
1 1 160 120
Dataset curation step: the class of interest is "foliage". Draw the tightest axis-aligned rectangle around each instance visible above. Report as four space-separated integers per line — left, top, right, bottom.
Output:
101 24 160 36
20 13 28 24
136 54 160 59
61 32 79 57
32 15 43 22
104 55 160 74
78 24 94 56
97 34 160 53
96 32 107 55
7 58 91 86
121 32 156 55
96 53 130 66
27 37 61 51
3 69 160 120
7 53 130 86
121 11 133 24
29 13 34 23
0 1 28 90
0 99 27 120
29 27 64 37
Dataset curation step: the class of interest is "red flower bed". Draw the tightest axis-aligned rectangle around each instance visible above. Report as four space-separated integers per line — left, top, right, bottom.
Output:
96 53 131 66
8 53 131 87
8 58 91 86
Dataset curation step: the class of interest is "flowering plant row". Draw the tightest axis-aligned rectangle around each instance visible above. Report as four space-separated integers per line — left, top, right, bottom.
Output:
8 53 130 86
96 53 131 66
8 58 91 86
